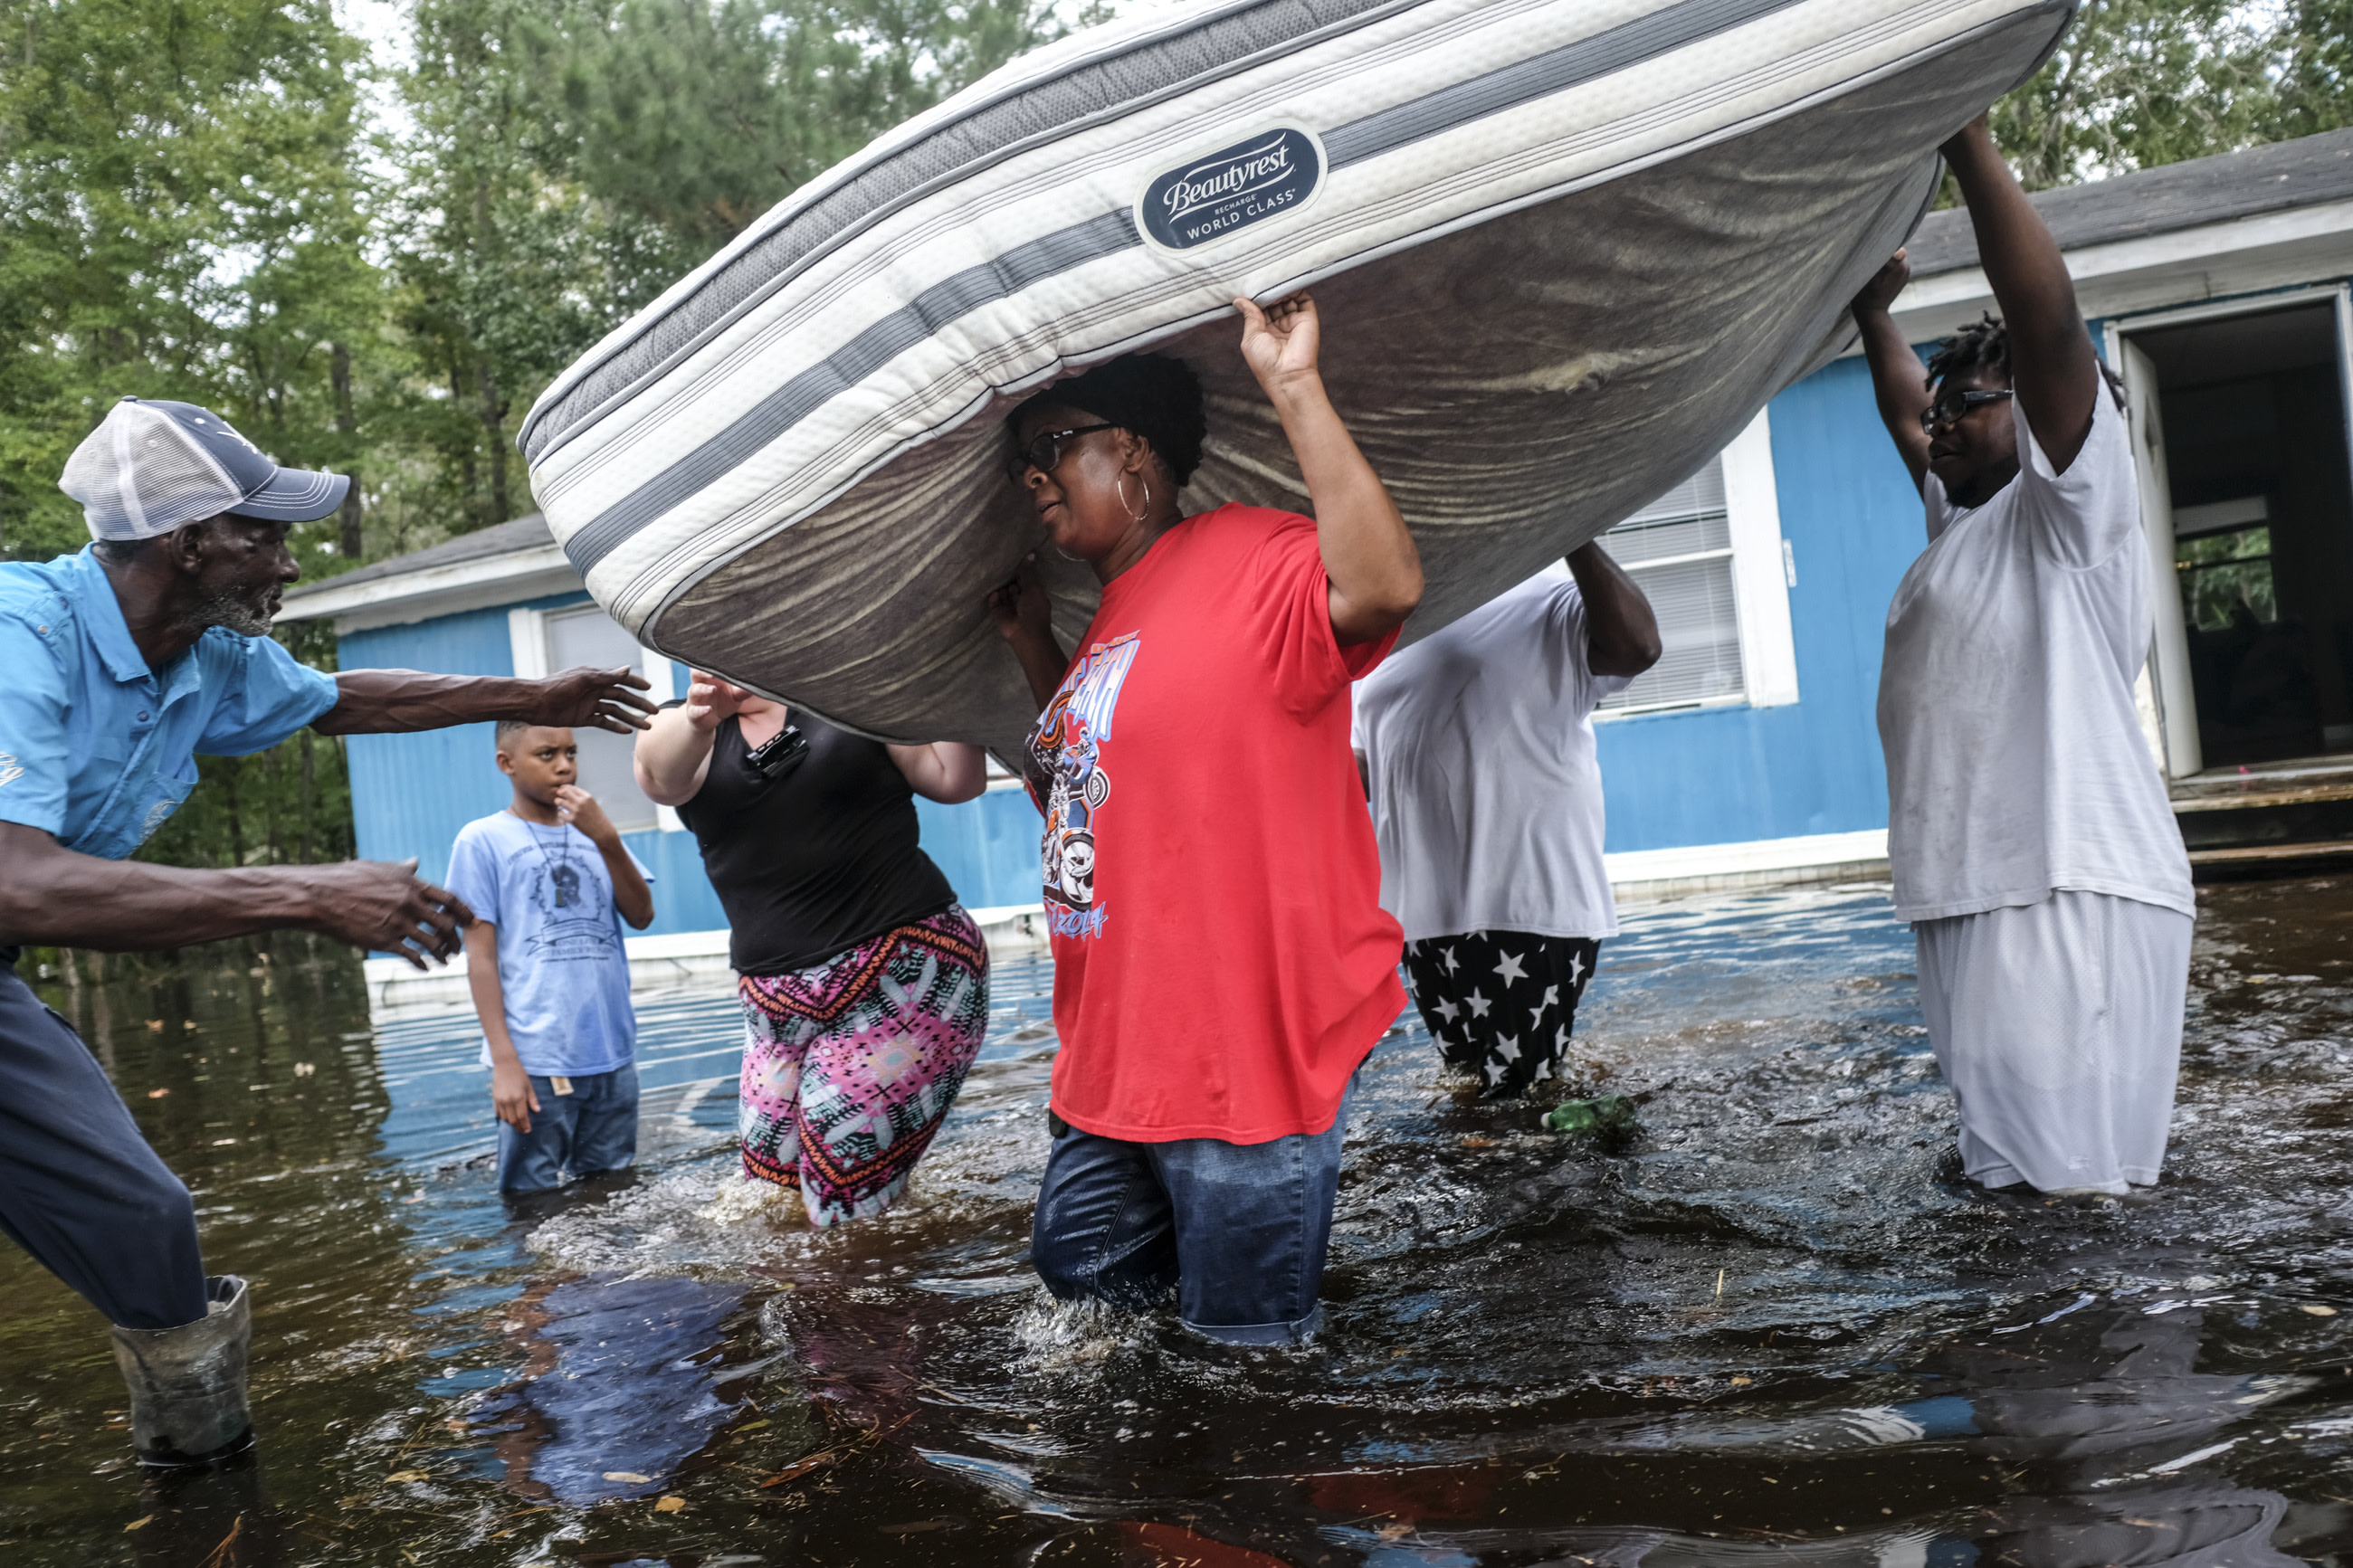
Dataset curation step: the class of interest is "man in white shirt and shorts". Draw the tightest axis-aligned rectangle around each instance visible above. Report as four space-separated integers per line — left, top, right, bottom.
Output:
1852 114 2196 1195
1352 543 1659 1098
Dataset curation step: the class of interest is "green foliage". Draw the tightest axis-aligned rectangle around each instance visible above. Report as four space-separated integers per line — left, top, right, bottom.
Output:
1989 0 2283 190
0 0 379 565
2271 0 2353 138
0 0 1059 875
136 621 357 871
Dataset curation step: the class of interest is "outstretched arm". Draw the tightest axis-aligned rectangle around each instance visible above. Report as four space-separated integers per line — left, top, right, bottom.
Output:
1234 293 1424 646
1943 115 2100 472
1566 542 1662 679
1851 250 1933 495
0 822 470 967
314 666 656 736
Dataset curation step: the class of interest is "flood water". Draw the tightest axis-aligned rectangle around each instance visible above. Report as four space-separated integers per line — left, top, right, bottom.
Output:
7 877 2353 1566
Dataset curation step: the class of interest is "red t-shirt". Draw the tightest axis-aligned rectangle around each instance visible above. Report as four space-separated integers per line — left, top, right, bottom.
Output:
1024 503 1406 1143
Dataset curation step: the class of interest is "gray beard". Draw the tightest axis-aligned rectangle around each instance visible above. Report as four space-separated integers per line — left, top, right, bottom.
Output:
177 590 273 639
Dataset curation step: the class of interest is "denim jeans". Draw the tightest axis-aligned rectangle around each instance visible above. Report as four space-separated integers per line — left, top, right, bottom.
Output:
497 1068 640 1193
1030 1079 1354 1345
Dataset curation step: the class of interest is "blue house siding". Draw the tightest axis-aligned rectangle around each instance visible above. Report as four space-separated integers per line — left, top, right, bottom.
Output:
336 594 1038 936
1595 356 1925 851
916 789 1040 910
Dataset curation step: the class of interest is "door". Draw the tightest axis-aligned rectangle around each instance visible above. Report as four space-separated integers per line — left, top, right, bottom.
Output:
2120 338 2204 778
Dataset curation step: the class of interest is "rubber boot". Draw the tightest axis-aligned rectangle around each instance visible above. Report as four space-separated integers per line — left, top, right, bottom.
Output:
110 1275 255 1468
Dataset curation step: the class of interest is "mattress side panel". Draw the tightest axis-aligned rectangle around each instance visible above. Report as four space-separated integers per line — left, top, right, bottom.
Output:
636 31 2028 754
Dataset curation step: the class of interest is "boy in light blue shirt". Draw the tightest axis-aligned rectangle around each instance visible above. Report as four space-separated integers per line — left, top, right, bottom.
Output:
445 720 655 1193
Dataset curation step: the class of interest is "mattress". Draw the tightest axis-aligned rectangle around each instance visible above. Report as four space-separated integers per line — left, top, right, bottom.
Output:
523 0 2075 753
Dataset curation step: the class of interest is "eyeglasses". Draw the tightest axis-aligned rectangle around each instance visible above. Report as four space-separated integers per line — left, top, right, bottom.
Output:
1920 388 2014 432
745 724 808 783
1006 423 1115 482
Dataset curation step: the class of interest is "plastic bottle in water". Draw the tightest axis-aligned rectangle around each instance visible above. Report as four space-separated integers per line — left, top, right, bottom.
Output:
1544 1094 1635 1135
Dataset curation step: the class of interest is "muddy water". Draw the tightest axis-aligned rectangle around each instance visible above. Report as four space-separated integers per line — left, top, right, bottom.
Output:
7 878 2353 1565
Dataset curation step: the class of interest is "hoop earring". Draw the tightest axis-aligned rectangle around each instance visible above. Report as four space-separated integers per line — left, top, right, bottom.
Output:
1118 471 1148 526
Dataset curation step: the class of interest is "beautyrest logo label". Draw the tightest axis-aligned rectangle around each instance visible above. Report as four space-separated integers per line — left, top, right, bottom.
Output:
1137 127 1325 252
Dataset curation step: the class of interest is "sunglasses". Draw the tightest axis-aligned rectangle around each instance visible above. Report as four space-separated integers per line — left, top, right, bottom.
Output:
1005 423 1115 483
745 724 809 782
1920 387 2014 432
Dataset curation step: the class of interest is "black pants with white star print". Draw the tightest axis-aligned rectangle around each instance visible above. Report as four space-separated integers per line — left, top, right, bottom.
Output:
1403 930 1603 1099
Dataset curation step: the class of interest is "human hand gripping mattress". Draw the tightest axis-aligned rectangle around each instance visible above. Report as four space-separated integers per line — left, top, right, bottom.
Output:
521 0 2075 754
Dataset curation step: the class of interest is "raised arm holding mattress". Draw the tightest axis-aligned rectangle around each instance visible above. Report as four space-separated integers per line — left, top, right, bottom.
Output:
988 294 1418 1345
1853 117 2194 1198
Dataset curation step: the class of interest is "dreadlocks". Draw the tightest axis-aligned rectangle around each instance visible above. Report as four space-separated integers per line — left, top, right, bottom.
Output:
1924 312 2127 410
1925 313 2008 392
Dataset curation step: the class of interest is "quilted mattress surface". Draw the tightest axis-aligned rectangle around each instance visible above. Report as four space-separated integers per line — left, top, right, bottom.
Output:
523 0 2075 752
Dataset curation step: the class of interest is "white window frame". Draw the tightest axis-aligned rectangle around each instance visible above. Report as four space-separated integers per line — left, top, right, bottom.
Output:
1594 405 1799 718
509 603 683 832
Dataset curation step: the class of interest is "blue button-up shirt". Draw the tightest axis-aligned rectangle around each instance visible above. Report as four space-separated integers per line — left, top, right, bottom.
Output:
0 547 338 860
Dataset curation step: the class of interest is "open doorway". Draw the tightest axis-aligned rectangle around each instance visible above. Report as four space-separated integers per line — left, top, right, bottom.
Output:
2123 299 2353 770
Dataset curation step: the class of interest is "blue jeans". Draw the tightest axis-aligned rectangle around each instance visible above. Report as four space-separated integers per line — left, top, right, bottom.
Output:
1030 1080 1354 1345
497 1069 640 1193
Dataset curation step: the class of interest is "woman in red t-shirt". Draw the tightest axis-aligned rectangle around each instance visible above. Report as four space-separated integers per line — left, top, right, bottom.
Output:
986 294 1421 1344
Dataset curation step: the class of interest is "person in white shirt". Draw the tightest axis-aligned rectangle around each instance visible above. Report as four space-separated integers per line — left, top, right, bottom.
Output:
1851 113 2195 1196
1351 543 1659 1098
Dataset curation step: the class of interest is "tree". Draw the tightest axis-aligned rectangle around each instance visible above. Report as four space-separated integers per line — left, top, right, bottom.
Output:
0 0 383 564
516 0 1046 252
2270 0 2353 139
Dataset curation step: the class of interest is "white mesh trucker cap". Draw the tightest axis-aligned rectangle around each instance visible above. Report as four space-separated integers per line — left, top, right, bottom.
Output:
59 397 351 541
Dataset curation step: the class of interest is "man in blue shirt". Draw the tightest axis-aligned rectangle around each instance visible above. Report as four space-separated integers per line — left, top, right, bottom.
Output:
0 396 657 1468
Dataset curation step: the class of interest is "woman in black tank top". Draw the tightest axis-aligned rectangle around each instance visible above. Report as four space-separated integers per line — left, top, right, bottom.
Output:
635 672 992 1226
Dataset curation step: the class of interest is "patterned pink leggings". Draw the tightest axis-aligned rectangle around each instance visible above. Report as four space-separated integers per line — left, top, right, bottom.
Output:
735 908 989 1226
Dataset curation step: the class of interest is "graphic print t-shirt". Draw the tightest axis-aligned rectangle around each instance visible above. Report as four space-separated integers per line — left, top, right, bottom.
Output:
444 811 649 1077
1024 504 1406 1144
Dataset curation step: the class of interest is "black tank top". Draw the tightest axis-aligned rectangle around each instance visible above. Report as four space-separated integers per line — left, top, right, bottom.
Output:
673 708 956 974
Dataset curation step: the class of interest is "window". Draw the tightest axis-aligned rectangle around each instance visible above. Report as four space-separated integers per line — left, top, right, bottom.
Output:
2173 497 2274 631
510 603 674 833
1598 462 1742 711
1596 407 1798 716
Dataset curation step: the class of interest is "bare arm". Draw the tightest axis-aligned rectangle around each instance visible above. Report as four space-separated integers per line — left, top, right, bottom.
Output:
634 702 717 807
1851 250 1932 494
556 787 654 929
315 666 656 736
0 822 469 966
987 556 1070 711
1566 541 1662 679
889 743 988 803
1235 294 1423 646
464 922 539 1134
1941 115 2099 473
